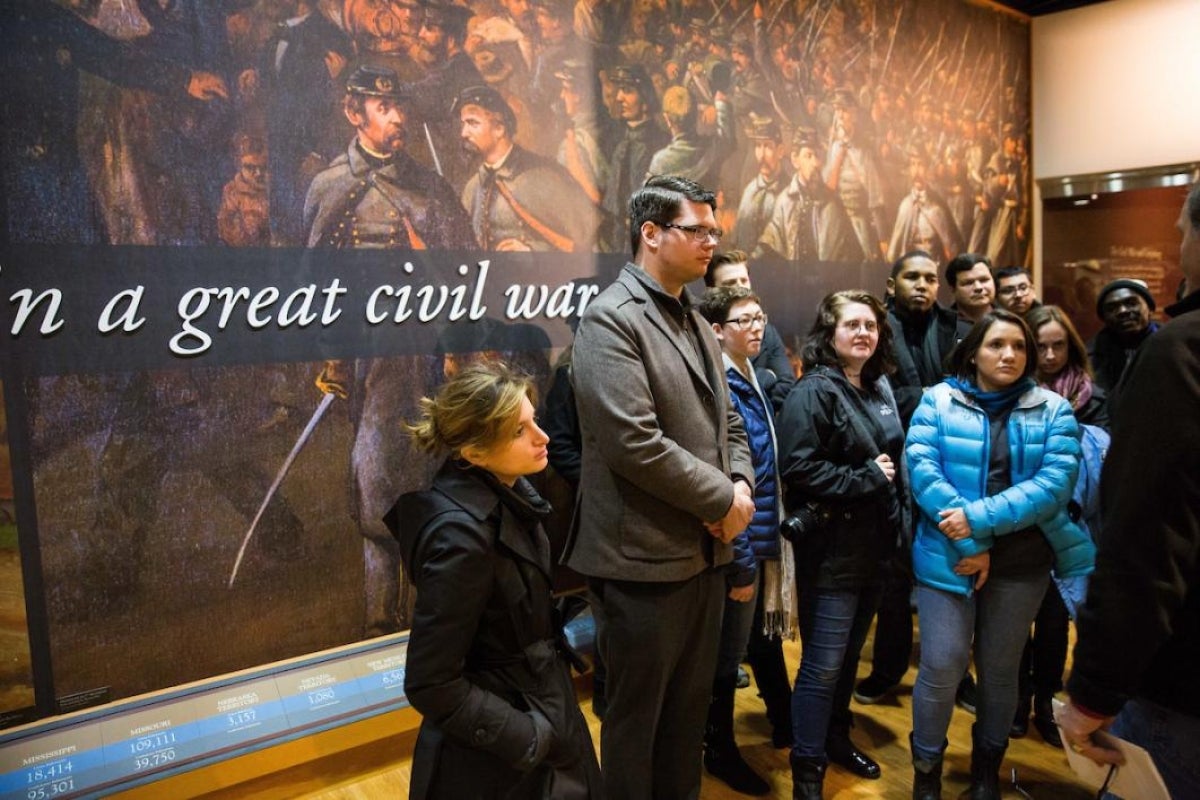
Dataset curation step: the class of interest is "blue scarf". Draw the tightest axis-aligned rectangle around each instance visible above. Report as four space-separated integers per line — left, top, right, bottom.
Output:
946 375 1035 417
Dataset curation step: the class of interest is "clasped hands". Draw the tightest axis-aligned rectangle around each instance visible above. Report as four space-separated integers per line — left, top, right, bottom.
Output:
705 481 755 543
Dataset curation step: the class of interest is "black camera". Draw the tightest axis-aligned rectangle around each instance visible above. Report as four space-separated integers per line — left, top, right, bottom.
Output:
780 502 832 543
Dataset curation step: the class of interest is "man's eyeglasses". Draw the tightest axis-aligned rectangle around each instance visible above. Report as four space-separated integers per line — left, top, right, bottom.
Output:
660 223 724 244
723 313 768 330
998 283 1032 297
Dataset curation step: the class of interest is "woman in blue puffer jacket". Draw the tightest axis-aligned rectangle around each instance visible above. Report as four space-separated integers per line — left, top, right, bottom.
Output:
698 285 797 795
906 309 1095 800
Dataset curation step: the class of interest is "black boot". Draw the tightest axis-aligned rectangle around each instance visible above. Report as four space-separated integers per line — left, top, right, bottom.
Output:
910 733 945 800
825 731 881 779
1033 698 1063 748
790 753 825 800
1010 695 1031 738
968 724 1007 800
748 643 793 748
704 674 771 796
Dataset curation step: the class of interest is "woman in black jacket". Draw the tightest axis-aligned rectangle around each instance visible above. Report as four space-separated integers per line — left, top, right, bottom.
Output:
385 361 600 800
1010 305 1108 746
776 290 907 799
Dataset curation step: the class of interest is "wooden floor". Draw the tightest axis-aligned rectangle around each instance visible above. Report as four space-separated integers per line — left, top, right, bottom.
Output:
197 619 1093 799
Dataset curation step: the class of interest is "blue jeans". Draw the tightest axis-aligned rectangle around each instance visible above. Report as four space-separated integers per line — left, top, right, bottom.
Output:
1105 698 1200 799
911 571 1049 761
790 585 881 758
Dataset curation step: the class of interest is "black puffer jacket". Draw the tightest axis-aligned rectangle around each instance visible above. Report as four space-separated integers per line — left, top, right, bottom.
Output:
386 461 600 800
776 366 907 589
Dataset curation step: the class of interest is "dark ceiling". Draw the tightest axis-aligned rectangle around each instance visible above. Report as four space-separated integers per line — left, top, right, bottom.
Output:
987 0 1108 17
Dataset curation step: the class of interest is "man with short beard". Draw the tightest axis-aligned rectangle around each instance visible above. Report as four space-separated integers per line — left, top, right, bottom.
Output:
456 85 595 251
304 64 474 249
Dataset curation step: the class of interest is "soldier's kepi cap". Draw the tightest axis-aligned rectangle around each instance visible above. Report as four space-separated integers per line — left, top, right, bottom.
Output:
609 64 653 91
791 126 820 152
451 85 517 135
746 114 781 142
345 65 406 98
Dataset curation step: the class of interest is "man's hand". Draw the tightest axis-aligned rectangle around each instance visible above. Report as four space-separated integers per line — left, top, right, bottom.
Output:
713 481 755 543
872 453 895 483
187 71 229 101
938 508 971 540
953 551 990 590
1056 700 1124 767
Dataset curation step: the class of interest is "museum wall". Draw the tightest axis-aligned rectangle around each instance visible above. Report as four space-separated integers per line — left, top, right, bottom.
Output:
1031 0 1200 180
0 0 1032 729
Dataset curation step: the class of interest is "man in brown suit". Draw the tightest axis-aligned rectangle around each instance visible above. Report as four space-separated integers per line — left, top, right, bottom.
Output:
565 175 755 800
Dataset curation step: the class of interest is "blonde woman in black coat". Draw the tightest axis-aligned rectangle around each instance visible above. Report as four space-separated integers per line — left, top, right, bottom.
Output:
385 361 600 799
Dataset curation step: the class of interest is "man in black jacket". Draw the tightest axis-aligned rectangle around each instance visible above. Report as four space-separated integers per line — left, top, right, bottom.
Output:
1086 278 1159 392
854 251 969 705
1059 184 1200 799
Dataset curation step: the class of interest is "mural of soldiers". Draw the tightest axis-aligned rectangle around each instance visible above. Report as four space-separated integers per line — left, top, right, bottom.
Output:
456 85 596 251
529 0 580 110
887 146 963 265
341 0 425 83
554 59 610 207
823 87 889 261
218 134 271 248
241 0 351 246
646 85 734 188
973 122 1025 267
758 127 857 263
601 64 669 251
304 65 474 636
1 0 228 245
471 0 538 71
732 115 787 251
303 65 475 249
407 2 484 191
729 35 772 121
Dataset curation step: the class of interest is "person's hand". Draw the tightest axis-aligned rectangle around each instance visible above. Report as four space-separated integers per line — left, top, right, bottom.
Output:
1056 700 1124 767
324 50 347 80
715 481 755 543
872 453 895 483
728 584 754 602
953 551 989 589
315 360 350 399
187 71 229 101
938 508 971 540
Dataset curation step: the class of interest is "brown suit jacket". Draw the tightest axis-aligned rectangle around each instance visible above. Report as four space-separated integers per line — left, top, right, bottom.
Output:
563 264 754 582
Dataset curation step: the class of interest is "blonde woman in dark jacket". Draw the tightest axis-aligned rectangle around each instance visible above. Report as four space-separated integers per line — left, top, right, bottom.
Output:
385 361 600 800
